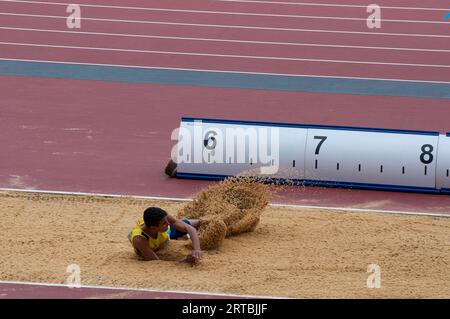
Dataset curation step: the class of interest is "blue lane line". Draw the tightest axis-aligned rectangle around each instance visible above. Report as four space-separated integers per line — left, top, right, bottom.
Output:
1 60 449 99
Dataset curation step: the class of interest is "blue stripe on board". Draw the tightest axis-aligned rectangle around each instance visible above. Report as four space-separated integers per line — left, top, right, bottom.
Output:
176 172 444 195
0 60 449 99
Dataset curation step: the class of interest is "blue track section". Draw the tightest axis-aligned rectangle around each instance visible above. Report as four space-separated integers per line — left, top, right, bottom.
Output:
0 60 449 99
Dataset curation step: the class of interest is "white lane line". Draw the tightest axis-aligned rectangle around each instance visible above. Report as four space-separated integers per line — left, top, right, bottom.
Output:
270 203 450 218
1 12 449 38
0 187 192 202
0 187 449 218
2 26 449 53
215 0 450 11
0 280 284 299
1 0 447 23
1 57 450 84
1 41 449 68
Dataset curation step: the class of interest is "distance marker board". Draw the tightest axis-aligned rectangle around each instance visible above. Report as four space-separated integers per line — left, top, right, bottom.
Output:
174 118 450 194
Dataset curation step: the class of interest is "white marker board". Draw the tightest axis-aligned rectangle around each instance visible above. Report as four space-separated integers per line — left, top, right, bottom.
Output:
175 118 447 194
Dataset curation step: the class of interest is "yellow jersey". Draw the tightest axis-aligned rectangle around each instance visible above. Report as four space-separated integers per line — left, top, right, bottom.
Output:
128 219 170 252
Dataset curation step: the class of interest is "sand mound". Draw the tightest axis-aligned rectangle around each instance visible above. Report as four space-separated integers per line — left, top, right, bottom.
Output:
180 176 270 250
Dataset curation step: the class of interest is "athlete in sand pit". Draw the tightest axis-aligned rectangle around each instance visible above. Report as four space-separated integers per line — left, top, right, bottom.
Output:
128 207 202 265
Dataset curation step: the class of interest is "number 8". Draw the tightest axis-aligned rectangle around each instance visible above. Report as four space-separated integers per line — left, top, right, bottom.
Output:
420 144 434 164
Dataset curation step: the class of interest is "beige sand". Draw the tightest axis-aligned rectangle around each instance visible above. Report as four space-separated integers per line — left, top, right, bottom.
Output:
0 191 449 298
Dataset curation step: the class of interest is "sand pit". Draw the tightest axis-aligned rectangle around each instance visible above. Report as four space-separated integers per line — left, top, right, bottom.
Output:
0 190 449 298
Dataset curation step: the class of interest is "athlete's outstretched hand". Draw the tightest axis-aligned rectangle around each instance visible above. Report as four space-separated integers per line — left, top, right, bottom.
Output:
180 250 202 266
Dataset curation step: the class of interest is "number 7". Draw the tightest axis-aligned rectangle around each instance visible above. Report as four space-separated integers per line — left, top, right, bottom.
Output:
314 136 327 155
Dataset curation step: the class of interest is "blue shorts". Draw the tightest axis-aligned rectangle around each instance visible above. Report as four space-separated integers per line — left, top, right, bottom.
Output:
169 219 191 240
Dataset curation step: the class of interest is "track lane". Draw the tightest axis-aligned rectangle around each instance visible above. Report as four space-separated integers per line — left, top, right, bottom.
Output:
1 29 449 66
1 5 449 35
0 281 248 299
1 0 449 82
2 15 449 50
1 43 449 82
1 0 449 20
213 0 450 7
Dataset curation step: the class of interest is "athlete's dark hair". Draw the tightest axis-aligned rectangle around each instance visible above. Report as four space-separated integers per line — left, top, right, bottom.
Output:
143 207 168 227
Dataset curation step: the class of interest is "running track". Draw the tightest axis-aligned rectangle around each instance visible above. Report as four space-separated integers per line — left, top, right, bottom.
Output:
0 0 450 298
0 281 256 299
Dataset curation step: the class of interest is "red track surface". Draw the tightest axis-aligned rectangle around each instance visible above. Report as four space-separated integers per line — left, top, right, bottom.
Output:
1 75 450 214
1 0 450 299
0 282 246 299
0 0 449 81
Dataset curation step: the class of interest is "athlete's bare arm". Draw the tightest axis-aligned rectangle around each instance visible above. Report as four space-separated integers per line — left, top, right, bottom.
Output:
167 214 202 265
132 236 160 261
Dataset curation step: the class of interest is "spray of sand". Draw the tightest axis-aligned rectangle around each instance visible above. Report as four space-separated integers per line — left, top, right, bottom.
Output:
180 176 270 250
